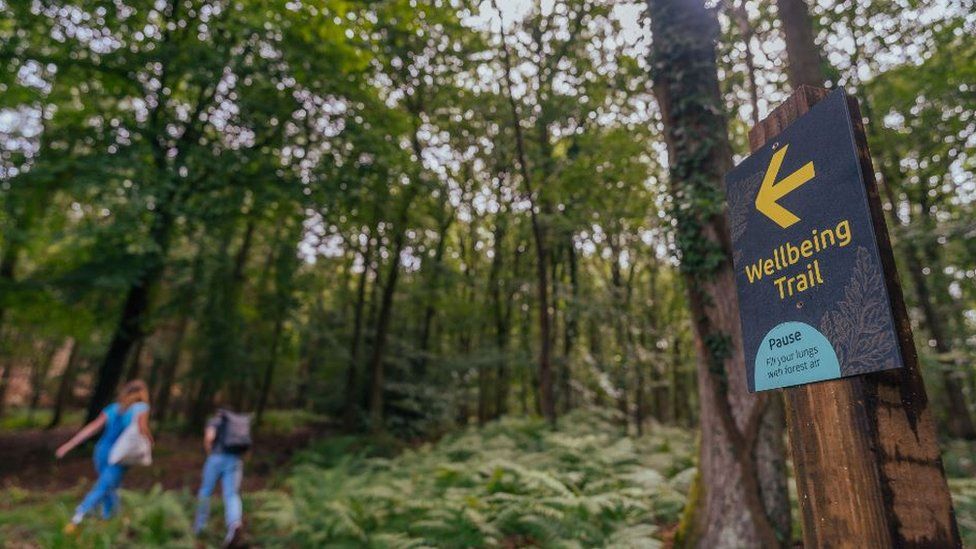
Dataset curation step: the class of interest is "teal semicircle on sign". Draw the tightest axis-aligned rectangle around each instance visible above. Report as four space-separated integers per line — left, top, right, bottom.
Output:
755 321 840 391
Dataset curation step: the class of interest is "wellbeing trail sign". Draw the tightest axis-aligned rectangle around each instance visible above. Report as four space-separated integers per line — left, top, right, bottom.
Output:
725 88 902 392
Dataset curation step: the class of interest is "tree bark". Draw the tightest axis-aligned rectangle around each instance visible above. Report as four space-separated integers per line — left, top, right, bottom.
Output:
255 310 284 426
367 223 408 431
775 0 825 88
904 238 976 438
0 355 13 418
723 0 761 125
491 219 519 418
0 241 20 383
86 209 174 421
416 208 454 377
28 342 59 419
492 0 555 425
343 237 372 429
124 337 146 382
154 314 188 423
562 242 579 412
47 340 80 429
647 0 790 546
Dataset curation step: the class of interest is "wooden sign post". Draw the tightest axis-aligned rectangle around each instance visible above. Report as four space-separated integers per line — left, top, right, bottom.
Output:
743 86 960 546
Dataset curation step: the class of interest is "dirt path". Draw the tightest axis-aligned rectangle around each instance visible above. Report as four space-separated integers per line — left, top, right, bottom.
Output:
0 425 330 493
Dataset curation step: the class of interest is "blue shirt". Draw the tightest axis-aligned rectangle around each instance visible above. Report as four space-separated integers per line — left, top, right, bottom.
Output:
96 402 150 452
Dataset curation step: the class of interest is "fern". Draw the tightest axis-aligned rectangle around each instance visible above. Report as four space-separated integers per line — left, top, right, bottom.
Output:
250 409 696 547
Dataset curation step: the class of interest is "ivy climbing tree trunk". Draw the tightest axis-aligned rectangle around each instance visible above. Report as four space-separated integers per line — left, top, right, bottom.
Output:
647 0 790 546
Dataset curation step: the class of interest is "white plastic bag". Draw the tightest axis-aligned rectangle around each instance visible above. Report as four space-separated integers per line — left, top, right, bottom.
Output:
108 421 152 466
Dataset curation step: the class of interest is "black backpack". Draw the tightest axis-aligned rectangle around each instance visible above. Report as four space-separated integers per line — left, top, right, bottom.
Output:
217 410 253 454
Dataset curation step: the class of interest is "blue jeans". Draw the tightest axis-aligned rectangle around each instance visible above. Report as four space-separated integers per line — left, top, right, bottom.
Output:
194 453 243 534
75 444 126 520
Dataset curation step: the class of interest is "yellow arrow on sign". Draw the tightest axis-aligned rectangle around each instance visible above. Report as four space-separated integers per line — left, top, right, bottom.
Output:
755 145 816 229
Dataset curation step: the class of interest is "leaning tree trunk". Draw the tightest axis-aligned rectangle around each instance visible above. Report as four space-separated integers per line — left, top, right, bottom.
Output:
87 208 174 421
647 0 791 546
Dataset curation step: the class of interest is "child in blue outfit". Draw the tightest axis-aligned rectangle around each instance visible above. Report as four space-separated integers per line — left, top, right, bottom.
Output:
56 380 153 532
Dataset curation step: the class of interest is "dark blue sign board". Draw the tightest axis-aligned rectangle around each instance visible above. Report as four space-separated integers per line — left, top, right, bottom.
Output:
725 89 903 392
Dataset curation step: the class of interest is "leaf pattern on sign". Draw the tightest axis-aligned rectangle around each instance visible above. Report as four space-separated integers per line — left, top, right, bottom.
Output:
728 171 762 246
819 246 896 375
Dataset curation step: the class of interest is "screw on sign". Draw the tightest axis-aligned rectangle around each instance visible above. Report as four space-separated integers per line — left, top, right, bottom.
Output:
725 86 960 547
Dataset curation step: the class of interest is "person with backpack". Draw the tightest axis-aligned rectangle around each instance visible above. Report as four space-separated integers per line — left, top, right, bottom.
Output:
193 408 252 545
55 380 153 533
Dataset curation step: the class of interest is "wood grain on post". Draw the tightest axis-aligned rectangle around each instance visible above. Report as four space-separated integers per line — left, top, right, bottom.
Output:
748 85 961 548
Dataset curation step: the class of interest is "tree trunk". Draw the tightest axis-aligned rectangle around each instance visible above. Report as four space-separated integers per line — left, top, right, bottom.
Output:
255 217 299 426
0 241 20 381
154 314 188 422
723 0 761 125
492 0 555 425
367 228 408 431
477 344 489 427
519 302 532 416
904 241 976 438
775 0 825 88
154 240 205 423
47 341 80 429
0 357 13 418
88 277 157 420
416 212 453 376
255 312 284 426
28 342 59 419
344 238 373 429
86 209 174 421
647 0 790 546
562 242 579 412
634 362 646 436
491 219 517 418
124 337 145 382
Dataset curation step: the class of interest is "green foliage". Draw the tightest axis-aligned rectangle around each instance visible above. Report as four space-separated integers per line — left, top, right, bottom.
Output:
2 423 976 547
951 478 976 549
0 407 82 431
0 485 195 548
252 410 695 547
257 409 330 436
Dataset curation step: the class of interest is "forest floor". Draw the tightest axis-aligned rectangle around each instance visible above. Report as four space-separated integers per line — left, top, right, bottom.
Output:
0 419 327 494
0 409 974 548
